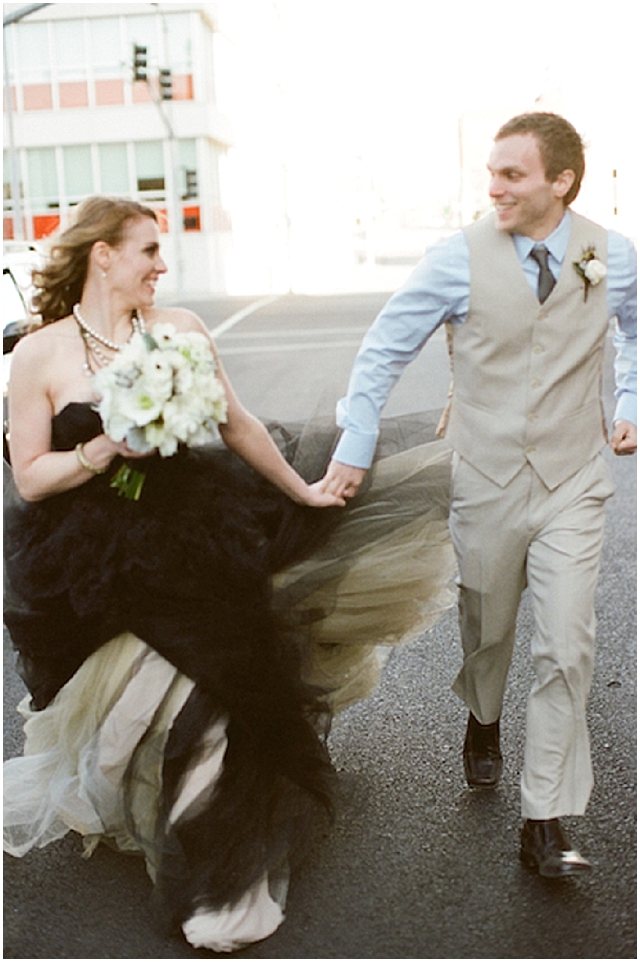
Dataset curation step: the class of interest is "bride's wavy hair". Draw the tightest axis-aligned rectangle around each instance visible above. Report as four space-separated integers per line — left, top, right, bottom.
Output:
31 196 157 325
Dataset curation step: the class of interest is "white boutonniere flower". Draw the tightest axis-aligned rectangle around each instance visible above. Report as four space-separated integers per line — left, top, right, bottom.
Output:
573 247 607 301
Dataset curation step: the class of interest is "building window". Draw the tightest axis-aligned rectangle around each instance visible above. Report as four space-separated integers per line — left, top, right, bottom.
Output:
165 12 193 72
135 141 165 196
126 14 159 58
27 148 59 209
26 146 60 238
3 151 21 205
53 20 87 81
179 140 198 198
91 17 125 105
164 12 194 99
126 14 159 104
17 21 53 110
54 20 89 108
63 146 94 201
183 206 201 232
90 17 123 78
16 21 51 85
99 144 130 195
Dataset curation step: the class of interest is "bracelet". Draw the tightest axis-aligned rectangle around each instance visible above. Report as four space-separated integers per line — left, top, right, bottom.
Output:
75 441 108 475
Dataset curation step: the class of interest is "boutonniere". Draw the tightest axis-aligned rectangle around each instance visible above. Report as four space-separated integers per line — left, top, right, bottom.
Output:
573 246 607 301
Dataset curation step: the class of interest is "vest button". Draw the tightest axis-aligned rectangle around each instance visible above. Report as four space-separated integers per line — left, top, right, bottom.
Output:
525 445 536 454
530 378 541 388
538 310 547 320
533 344 544 354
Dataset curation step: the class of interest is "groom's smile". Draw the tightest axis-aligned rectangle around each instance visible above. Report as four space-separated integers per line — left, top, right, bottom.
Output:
487 132 574 240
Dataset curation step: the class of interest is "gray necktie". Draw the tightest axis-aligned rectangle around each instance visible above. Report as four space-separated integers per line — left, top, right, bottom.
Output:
530 245 556 303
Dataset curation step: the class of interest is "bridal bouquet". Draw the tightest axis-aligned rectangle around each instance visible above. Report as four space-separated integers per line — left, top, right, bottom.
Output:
93 323 228 499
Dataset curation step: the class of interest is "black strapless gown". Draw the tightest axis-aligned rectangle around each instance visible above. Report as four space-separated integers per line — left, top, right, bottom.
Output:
4 402 455 951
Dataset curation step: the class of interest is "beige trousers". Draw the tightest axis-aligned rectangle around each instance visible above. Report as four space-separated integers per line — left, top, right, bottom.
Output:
450 453 615 819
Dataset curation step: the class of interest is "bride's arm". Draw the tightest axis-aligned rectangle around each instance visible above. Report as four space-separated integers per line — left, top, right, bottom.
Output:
144 307 345 508
8 331 145 503
216 358 345 508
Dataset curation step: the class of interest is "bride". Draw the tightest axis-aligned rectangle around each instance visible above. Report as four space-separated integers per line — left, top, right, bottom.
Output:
3 196 455 952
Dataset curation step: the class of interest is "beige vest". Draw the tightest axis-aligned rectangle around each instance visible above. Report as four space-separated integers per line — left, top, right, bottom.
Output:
445 211 609 490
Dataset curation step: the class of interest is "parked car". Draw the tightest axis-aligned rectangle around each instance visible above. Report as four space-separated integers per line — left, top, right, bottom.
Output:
3 244 41 463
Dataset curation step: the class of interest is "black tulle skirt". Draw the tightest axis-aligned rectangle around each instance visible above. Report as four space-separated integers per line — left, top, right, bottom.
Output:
3 402 455 951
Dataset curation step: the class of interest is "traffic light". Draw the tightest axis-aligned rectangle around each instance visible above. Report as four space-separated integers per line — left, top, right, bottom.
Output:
133 44 147 82
185 169 198 199
159 68 173 101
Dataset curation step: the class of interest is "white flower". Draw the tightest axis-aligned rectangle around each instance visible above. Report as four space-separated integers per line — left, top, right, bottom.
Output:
94 323 228 485
583 258 607 286
573 246 607 302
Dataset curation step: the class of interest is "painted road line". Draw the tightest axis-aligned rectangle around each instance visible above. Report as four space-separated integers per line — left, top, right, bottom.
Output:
218 339 366 355
211 294 283 338
219 325 369 340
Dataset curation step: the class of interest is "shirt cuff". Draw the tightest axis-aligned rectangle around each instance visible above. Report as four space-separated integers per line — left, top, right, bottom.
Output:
614 393 637 426
332 429 378 469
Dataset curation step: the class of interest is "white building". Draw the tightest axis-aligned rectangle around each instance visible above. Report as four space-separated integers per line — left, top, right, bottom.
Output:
3 2 236 295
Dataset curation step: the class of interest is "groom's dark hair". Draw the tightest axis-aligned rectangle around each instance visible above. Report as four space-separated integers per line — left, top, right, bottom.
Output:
495 112 586 206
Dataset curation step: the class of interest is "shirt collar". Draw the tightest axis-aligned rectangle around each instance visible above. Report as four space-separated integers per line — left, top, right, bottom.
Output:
512 210 572 267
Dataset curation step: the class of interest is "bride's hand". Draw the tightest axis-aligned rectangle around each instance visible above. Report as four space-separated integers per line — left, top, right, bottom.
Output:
301 480 346 508
111 440 156 460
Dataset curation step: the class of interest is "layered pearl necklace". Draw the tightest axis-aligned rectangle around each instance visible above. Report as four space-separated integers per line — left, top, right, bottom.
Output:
73 303 146 375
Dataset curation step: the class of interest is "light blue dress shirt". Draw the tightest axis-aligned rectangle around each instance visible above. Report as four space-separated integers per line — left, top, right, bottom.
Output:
334 211 637 468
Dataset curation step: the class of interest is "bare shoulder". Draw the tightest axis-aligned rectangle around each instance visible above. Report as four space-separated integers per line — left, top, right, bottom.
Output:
11 317 76 368
146 306 208 336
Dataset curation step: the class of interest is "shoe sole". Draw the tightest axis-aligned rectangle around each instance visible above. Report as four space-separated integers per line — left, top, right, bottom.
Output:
519 850 592 878
463 762 502 790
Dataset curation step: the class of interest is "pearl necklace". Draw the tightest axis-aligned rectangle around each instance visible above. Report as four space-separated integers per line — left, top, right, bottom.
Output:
73 303 146 350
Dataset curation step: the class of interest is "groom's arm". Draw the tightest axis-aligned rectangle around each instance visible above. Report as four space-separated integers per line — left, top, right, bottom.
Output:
322 231 471 499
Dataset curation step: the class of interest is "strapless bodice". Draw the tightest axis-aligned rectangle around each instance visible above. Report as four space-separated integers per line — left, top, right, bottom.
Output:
51 402 103 451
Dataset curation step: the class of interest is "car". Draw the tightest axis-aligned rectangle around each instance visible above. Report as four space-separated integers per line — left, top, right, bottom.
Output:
3 243 42 464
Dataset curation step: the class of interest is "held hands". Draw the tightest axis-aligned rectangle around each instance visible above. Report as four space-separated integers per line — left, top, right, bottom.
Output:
302 480 347 508
610 420 637 456
318 459 367 501
295 460 367 508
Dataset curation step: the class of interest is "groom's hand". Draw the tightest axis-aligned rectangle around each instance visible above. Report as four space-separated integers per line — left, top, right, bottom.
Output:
610 419 637 456
319 459 367 500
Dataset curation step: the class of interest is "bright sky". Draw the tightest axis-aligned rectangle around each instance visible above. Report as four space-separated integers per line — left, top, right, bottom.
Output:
219 1 635 171
214 0 636 289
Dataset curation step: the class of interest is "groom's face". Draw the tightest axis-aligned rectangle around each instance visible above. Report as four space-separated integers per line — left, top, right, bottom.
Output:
487 133 569 240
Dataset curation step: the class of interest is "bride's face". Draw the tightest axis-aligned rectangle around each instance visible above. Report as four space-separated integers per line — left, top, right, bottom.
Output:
107 216 167 309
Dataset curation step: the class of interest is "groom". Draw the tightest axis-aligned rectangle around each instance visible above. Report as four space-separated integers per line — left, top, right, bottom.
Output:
320 112 637 876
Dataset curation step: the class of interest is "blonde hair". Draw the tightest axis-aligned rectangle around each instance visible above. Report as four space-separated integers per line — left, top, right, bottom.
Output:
31 196 157 325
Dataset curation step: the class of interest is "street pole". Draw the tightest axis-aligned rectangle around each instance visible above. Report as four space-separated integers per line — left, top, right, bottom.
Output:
3 24 23 241
2 3 51 27
3 4 52 243
152 3 184 296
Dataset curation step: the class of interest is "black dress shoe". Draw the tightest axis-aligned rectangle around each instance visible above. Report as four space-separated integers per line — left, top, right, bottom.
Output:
520 818 591 878
463 713 502 788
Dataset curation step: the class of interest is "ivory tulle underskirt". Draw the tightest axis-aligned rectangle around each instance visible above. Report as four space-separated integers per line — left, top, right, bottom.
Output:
3 634 288 951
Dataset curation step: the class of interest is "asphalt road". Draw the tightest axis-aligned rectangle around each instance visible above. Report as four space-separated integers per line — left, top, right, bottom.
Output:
3 291 637 959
